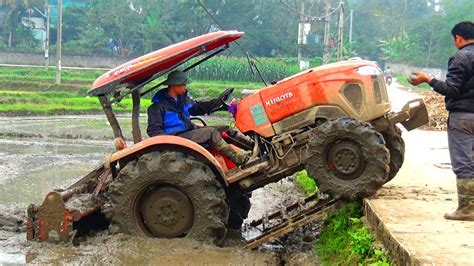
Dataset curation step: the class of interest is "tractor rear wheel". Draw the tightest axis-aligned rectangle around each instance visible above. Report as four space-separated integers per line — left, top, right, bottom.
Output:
304 118 390 200
103 150 229 245
382 127 405 183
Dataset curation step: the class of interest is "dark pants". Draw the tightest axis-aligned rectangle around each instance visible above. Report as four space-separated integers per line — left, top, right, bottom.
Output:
448 112 474 179
226 186 252 229
176 125 235 148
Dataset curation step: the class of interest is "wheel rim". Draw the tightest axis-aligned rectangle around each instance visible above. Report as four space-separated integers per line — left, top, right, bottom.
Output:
137 186 194 238
326 140 365 180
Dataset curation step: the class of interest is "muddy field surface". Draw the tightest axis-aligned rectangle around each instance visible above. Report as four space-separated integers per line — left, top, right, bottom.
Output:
0 115 320 265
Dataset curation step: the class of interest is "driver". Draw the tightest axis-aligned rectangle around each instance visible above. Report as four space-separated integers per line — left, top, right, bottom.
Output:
147 70 251 166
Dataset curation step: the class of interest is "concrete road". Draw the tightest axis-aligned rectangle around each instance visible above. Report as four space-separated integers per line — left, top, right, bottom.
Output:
365 81 474 264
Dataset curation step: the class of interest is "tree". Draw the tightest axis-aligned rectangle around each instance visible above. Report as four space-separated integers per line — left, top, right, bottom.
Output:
1 0 28 48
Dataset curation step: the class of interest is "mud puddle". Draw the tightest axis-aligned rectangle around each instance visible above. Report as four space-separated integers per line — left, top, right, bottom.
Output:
1 231 279 265
0 180 318 265
0 115 320 265
0 138 109 206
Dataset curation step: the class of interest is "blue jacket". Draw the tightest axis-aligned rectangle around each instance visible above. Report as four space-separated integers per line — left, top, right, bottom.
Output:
147 89 215 136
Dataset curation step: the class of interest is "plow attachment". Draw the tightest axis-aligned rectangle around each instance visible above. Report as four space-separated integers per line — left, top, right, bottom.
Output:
27 165 109 243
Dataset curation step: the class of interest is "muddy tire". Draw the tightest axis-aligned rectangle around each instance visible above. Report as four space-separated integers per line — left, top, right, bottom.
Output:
304 118 390 200
103 150 229 245
382 127 405 183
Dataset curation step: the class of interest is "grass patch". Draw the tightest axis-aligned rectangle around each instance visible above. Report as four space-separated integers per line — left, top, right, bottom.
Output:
0 66 104 81
295 170 318 195
395 75 431 91
0 65 264 115
316 202 391 265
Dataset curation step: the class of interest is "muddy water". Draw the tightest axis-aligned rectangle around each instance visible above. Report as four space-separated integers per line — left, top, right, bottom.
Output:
0 115 294 265
27 235 278 265
0 138 109 206
0 115 231 141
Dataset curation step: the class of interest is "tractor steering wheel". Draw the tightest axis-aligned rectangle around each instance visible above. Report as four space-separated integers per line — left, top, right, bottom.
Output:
209 87 234 113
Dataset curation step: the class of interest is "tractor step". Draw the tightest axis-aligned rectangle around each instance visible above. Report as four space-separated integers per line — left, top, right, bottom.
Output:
243 193 340 249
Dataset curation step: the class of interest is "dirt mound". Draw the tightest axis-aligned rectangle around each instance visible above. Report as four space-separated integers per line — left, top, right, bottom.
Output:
420 91 448 131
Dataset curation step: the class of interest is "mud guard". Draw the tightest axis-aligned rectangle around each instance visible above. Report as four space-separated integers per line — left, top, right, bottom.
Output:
108 135 228 185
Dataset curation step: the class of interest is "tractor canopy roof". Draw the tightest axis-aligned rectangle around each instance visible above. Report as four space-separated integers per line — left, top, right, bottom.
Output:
89 30 244 96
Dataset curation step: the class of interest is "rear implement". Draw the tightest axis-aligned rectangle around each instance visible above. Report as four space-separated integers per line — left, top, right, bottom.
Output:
27 165 106 242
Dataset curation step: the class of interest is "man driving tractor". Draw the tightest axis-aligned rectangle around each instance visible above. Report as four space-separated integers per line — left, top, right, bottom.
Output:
147 70 252 166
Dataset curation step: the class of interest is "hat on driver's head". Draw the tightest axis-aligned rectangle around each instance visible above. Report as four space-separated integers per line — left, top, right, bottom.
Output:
163 70 191 85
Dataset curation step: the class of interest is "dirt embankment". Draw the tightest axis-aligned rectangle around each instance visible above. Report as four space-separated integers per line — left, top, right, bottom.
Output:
420 91 448 131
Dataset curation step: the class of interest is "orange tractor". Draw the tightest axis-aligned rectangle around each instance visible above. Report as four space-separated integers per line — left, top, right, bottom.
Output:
27 31 428 245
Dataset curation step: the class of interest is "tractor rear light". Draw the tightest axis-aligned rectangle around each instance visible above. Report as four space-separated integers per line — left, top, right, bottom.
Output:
357 66 381 76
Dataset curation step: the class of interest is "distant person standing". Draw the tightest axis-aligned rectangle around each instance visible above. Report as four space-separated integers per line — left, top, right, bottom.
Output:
384 66 393 86
409 21 474 221
384 66 393 77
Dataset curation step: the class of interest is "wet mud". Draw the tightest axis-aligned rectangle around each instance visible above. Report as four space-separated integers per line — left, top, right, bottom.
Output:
0 115 322 265
243 178 325 264
28 234 279 265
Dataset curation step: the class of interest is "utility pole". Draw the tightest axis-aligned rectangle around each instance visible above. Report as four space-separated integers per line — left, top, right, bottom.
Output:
349 9 353 44
297 1 305 70
336 1 344 60
322 2 331 64
56 0 62 84
45 0 50 67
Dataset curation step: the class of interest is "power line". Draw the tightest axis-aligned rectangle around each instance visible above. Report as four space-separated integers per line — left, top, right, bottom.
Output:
279 0 342 21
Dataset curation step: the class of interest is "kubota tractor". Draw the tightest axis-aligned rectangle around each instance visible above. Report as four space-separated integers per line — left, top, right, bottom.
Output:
26 31 428 245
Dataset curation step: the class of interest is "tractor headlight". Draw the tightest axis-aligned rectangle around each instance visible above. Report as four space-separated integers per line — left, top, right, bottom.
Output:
357 66 381 76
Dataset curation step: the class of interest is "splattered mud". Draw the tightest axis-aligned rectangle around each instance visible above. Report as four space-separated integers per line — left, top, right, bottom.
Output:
0 115 321 265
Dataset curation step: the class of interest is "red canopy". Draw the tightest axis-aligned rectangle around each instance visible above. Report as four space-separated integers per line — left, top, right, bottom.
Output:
89 30 244 96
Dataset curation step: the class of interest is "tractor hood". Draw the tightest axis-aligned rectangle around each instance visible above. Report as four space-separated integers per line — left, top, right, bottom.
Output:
89 30 244 96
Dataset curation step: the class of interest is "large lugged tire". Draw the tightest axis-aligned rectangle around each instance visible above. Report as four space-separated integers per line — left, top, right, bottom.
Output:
304 118 390 200
382 127 405 183
103 150 229 245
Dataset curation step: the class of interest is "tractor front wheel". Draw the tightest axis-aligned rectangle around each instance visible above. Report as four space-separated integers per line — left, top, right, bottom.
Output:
103 150 229 245
305 118 390 200
382 127 405 183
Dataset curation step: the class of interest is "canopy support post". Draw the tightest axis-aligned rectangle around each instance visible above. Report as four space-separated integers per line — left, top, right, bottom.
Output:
99 95 123 140
131 89 142 144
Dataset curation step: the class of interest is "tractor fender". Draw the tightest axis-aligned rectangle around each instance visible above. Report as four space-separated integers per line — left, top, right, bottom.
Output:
107 135 228 186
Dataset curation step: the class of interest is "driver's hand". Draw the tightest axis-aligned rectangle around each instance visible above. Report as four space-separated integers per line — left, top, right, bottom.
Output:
229 98 238 117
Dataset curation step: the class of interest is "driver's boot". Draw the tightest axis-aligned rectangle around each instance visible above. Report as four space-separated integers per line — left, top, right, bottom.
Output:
444 178 474 221
215 139 250 166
